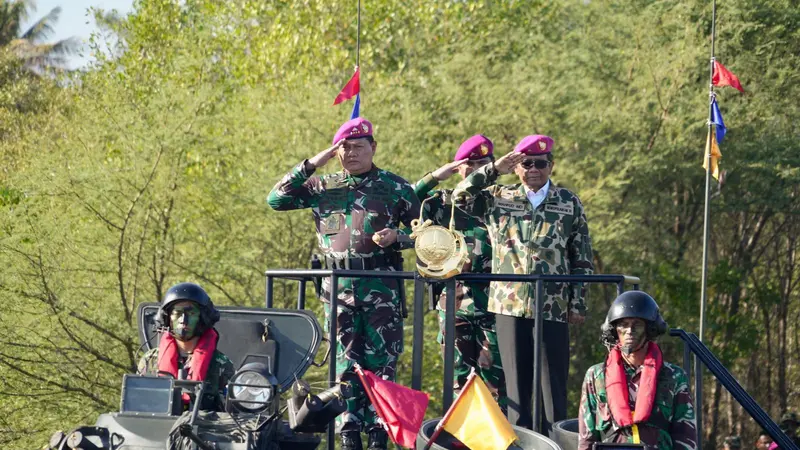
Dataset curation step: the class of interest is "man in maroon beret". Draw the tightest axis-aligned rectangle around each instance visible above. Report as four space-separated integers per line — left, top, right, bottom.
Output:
414 134 506 408
268 117 421 450
454 134 594 434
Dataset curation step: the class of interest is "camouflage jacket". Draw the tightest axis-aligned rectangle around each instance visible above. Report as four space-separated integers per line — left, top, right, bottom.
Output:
137 348 235 411
578 360 697 450
268 161 420 303
415 173 491 317
454 164 594 321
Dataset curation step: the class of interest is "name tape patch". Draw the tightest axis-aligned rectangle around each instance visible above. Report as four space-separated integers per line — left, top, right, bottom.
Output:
544 204 574 215
496 199 526 211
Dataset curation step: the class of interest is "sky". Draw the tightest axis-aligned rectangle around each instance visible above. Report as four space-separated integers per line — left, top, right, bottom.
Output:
21 0 134 69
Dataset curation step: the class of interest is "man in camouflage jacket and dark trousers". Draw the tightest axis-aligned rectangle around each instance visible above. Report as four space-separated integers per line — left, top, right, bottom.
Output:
267 117 420 450
414 134 506 407
454 134 594 433
579 291 697 450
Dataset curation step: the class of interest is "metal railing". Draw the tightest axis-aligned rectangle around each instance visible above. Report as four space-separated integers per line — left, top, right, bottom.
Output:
672 329 799 450
265 269 640 450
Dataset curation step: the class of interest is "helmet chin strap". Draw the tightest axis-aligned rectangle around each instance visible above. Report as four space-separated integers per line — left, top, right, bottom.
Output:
620 337 648 355
170 326 200 342
172 332 196 342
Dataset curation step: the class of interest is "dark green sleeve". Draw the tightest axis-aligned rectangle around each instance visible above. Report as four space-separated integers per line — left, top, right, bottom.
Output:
137 348 158 375
454 164 497 219
267 160 322 210
394 183 422 250
568 196 594 316
670 368 698 450
578 368 602 450
414 173 447 225
414 172 440 199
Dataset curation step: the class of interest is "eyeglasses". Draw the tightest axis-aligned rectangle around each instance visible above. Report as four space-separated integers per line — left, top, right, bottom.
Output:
520 159 551 170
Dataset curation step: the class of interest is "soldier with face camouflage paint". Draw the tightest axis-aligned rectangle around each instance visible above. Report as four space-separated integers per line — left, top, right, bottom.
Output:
267 118 419 450
138 282 234 412
579 291 697 450
454 135 594 433
414 135 506 407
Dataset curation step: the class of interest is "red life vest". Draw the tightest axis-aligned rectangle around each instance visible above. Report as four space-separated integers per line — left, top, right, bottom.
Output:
604 341 663 427
157 328 219 403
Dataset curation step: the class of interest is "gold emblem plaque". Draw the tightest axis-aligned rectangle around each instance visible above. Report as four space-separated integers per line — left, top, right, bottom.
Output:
410 193 470 279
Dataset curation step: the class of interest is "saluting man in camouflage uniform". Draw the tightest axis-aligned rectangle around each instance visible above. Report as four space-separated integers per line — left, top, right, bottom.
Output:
456 135 593 431
454 134 594 432
267 117 420 450
579 291 697 450
414 134 506 406
138 282 235 412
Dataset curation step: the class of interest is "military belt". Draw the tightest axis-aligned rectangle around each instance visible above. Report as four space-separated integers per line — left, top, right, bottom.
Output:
324 253 399 271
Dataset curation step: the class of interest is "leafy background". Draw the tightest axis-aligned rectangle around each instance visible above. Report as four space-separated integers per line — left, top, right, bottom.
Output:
1 0 799 448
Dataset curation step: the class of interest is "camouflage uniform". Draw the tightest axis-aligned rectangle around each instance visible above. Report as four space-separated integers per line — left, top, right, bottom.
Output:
137 347 235 412
578 360 697 450
267 161 419 432
414 173 505 403
455 162 593 430
454 163 594 320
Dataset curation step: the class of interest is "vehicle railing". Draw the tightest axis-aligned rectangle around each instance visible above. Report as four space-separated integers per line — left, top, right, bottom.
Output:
265 269 639 450
671 329 798 450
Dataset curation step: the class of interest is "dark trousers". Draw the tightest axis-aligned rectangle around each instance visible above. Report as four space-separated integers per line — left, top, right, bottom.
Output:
496 315 569 435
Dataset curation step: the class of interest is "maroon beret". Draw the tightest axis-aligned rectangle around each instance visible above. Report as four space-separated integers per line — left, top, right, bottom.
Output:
333 117 373 145
514 135 554 155
454 134 494 161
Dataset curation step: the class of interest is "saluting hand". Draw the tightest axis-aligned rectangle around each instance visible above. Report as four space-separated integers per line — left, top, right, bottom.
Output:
431 159 468 181
494 152 525 174
308 139 345 169
372 228 398 248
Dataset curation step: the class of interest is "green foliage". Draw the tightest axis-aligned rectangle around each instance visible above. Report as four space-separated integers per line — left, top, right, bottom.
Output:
1 0 799 447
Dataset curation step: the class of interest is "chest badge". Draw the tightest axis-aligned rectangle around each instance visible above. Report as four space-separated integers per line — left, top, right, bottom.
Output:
321 214 344 235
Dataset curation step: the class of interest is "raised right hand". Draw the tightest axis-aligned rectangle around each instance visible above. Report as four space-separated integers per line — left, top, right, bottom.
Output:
493 152 525 174
431 159 469 181
308 139 345 169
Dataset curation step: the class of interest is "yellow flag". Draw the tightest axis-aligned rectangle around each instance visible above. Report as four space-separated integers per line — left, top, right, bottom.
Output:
441 377 517 450
702 129 722 181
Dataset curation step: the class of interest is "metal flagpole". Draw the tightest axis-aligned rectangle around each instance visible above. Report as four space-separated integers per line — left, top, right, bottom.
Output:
351 0 361 119
356 0 361 69
699 0 717 344
697 4 716 448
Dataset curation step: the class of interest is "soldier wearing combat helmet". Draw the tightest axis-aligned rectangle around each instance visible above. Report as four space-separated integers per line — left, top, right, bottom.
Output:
578 291 697 450
137 282 234 412
724 435 743 450
454 134 594 432
779 412 800 448
414 134 506 407
267 117 419 450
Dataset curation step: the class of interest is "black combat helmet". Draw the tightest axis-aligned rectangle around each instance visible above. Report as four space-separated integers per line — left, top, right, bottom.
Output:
601 290 667 348
156 282 220 334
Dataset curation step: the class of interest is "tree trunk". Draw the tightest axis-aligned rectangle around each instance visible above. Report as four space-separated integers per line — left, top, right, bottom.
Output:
764 307 773 415
709 379 721 450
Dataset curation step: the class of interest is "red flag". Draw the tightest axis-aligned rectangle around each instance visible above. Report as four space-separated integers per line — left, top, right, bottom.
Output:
712 61 744 93
356 367 429 449
333 68 360 105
